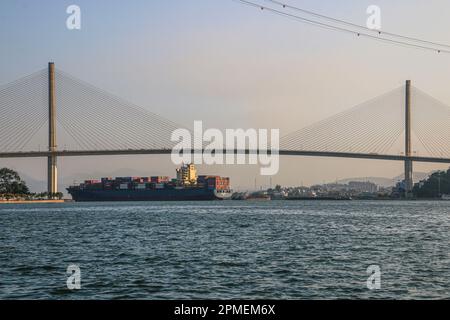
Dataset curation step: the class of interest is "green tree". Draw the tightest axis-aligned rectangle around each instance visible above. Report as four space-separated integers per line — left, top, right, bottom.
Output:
413 169 450 198
0 168 29 195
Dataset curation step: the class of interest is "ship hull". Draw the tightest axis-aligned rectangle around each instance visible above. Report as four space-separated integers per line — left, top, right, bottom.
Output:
67 187 230 202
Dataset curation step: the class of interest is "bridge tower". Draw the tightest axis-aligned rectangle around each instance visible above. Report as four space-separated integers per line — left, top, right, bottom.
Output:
47 62 58 197
404 80 413 197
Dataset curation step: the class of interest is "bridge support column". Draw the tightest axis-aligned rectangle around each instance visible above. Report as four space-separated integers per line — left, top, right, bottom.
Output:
404 80 413 197
47 62 58 197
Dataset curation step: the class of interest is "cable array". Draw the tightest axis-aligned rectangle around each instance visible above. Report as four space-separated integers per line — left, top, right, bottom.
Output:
280 87 406 155
2 67 450 159
411 87 450 158
0 68 187 152
54 69 187 151
0 69 48 152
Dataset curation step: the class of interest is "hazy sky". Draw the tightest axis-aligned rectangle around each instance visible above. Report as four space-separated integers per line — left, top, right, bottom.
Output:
2 0 450 191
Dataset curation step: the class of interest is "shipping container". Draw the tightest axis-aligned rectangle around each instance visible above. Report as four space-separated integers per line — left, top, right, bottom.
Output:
85 179 101 184
151 176 170 183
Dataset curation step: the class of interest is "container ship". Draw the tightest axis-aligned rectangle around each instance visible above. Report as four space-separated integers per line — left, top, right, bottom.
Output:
67 164 232 201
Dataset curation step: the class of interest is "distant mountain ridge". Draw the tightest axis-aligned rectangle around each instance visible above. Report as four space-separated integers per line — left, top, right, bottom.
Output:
337 171 431 188
18 169 437 194
19 168 155 195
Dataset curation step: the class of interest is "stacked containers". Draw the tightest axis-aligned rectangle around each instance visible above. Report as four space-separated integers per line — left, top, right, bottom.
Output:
102 177 113 190
84 179 102 190
204 176 230 190
116 177 132 190
151 176 169 184
136 183 146 190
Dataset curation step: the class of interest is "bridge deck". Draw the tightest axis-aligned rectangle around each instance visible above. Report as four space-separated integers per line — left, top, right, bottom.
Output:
1 149 450 164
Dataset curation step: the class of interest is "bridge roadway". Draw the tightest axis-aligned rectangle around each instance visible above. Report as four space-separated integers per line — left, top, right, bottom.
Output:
1 149 450 164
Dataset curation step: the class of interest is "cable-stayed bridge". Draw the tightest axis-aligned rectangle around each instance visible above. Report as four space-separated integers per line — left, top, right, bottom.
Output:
2 63 450 197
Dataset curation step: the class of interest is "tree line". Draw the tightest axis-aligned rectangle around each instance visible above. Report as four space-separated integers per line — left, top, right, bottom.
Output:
413 168 450 198
0 168 63 200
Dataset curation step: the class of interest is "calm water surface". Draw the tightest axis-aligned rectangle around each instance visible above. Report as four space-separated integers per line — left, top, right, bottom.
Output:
0 200 448 299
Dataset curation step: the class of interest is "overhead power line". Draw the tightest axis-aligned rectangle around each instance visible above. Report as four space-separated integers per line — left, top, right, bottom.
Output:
265 0 450 50
234 0 450 54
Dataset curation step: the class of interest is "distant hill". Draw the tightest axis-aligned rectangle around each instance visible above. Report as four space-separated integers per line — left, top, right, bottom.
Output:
393 171 431 183
19 173 46 193
17 169 438 196
19 168 149 196
337 177 396 188
337 171 431 188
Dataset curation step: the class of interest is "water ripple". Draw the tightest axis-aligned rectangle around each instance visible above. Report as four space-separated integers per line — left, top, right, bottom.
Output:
0 200 448 299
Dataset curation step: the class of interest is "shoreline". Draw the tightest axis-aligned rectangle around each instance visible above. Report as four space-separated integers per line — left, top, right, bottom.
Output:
0 198 446 204
0 200 68 204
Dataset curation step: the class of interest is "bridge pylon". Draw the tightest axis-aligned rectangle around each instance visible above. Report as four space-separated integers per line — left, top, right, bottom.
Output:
404 80 413 197
47 62 57 197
